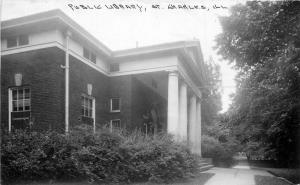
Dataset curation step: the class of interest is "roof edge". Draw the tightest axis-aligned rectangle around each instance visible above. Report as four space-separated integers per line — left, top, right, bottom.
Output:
2 9 112 56
113 40 200 57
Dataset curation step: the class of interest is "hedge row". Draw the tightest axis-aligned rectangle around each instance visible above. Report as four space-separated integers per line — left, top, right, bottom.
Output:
1 126 199 183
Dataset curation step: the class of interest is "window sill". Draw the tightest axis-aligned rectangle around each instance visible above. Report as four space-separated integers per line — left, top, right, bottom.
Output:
81 116 94 119
110 110 120 113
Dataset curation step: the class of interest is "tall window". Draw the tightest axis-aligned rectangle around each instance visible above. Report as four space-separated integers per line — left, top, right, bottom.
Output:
81 95 94 118
9 87 31 130
83 47 96 63
7 35 29 48
110 98 121 112
12 88 31 112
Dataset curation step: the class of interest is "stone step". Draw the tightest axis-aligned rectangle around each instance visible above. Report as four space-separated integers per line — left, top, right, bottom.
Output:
200 158 213 164
198 162 210 166
198 164 214 172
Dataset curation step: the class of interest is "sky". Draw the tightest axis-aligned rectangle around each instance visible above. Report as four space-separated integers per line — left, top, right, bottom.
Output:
1 0 240 113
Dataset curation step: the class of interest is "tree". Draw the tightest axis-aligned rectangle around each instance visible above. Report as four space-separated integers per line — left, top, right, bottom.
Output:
216 1 300 166
201 57 222 133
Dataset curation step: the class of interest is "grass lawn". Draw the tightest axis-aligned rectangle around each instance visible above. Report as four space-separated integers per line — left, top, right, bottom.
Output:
255 175 295 185
265 168 300 184
251 167 300 184
3 173 215 185
248 160 300 184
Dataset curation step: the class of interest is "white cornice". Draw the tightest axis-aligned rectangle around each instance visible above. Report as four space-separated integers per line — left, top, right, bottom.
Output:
177 64 202 99
110 65 177 76
113 41 199 58
2 10 205 86
1 43 205 93
1 42 65 55
1 42 109 75
1 10 205 88
1 10 112 57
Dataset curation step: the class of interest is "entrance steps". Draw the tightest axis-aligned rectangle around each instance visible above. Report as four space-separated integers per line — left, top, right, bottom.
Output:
198 158 214 172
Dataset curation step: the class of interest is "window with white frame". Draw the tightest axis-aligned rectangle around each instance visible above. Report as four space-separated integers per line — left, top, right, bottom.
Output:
9 87 31 130
110 98 121 112
110 119 121 131
81 94 95 118
7 34 29 48
12 87 31 112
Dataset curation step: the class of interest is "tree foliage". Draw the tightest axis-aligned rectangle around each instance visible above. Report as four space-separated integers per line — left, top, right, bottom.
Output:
201 57 222 131
216 1 300 166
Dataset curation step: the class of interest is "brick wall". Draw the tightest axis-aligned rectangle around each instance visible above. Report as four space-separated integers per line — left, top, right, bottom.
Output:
1 47 168 133
69 55 110 129
109 76 132 129
1 47 65 132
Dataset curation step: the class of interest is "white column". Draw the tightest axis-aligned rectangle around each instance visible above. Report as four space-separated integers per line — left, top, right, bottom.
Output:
93 99 96 134
65 30 72 134
8 89 12 133
178 82 188 140
167 71 179 137
196 99 202 156
188 94 197 153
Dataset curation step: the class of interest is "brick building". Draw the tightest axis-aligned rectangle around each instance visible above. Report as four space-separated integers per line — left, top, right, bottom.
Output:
1 10 207 155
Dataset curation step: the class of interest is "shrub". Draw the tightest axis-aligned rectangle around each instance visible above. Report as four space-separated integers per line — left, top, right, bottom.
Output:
202 135 237 167
1 125 199 183
71 128 128 183
121 133 198 183
1 130 81 182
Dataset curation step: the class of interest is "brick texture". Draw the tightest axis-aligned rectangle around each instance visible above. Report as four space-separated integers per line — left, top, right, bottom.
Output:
109 76 132 129
1 47 65 132
1 47 168 133
69 55 110 129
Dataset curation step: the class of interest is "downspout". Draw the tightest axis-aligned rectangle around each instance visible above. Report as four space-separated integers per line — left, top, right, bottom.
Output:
65 30 72 134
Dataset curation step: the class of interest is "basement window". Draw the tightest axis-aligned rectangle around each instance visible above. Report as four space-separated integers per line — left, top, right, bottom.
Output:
110 98 121 112
7 34 29 48
110 63 120 72
83 47 96 64
110 119 121 131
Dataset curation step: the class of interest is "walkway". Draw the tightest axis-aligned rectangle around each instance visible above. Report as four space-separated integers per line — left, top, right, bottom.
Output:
200 161 292 185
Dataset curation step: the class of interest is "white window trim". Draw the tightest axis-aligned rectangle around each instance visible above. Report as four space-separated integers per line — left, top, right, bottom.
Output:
110 119 121 132
11 88 31 112
81 94 95 118
8 89 12 132
81 94 96 133
110 98 121 113
8 87 31 132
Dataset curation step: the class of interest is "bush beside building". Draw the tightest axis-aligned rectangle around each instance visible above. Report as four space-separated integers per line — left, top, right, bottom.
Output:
1 125 199 184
